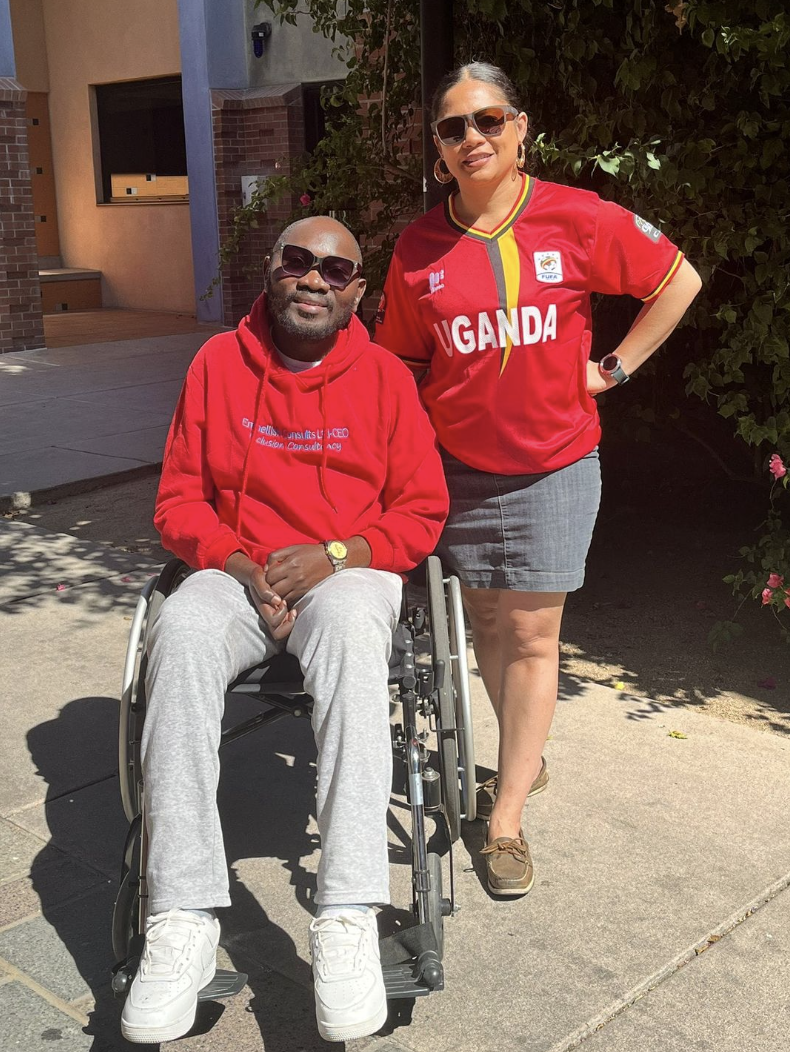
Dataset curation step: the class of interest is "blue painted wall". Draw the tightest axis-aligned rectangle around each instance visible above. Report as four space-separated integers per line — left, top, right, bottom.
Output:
0 0 17 78
177 0 256 321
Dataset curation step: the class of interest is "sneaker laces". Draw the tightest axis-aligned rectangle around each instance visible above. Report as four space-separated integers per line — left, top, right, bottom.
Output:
140 910 207 979
310 913 373 981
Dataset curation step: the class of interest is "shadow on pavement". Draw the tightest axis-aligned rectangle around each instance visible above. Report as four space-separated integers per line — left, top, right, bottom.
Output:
24 686 424 1050
0 520 157 618
24 694 347 1050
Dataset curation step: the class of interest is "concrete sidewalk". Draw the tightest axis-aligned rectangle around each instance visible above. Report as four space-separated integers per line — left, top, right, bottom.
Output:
0 330 220 509
1 520 789 1052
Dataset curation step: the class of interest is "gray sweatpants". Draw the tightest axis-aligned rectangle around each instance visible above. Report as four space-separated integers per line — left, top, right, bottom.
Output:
141 567 402 914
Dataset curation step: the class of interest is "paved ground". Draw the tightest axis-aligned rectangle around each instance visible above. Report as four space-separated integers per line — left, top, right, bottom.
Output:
42 310 221 350
1 332 789 1051
0 329 221 508
1 518 789 1052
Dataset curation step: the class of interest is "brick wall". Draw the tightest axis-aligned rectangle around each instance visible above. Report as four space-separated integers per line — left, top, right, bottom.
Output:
0 79 44 353
212 85 305 327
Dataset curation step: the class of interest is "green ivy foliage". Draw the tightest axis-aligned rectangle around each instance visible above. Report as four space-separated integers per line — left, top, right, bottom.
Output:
246 0 789 634
254 0 424 294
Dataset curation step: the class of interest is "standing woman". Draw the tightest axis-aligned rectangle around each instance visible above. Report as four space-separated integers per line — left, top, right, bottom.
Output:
375 62 701 897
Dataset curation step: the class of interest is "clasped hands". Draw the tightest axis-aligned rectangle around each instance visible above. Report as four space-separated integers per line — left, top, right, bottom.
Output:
249 544 332 640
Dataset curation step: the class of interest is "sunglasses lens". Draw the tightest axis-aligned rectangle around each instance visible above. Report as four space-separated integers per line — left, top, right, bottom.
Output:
475 108 507 135
436 116 466 144
280 245 313 277
322 256 356 288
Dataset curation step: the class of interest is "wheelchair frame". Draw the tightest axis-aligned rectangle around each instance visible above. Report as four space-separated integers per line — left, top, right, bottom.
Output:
111 555 475 1006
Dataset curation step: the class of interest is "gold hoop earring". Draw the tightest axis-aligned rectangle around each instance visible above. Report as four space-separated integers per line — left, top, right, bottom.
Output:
433 158 454 185
517 142 527 170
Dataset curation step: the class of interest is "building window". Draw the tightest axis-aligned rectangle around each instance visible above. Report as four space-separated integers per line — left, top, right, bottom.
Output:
302 81 346 155
94 76 188 203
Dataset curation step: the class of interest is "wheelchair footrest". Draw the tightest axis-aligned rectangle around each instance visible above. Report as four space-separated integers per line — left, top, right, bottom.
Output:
198 969 248 1001
382 960 443 998
379 923 444 999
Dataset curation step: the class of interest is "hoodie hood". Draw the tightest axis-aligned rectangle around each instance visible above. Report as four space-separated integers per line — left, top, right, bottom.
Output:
153 294 449 577
237 292 369 391
233 293 371 521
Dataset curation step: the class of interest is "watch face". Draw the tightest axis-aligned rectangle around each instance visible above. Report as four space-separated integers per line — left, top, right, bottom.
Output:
601 354 619 373
327 541 347 560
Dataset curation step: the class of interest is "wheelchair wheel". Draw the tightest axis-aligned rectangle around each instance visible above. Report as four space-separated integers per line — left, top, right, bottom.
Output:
426 852 445 958
426 556 461 842
119 578 156 822
447 576 476 822
112 815 142 961
119 561 190 823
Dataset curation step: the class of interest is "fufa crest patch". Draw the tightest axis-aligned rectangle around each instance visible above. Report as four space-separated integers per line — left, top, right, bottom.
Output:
533 250 563 283
634 215 662 243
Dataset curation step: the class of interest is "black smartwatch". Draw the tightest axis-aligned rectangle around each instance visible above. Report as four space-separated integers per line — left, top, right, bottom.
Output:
599 354 630 385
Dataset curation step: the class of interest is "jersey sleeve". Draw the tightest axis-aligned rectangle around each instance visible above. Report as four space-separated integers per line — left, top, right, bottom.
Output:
374 243 433 373
589 199 684 302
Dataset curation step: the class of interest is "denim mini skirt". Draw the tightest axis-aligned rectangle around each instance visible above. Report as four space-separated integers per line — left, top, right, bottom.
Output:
436 447 602 593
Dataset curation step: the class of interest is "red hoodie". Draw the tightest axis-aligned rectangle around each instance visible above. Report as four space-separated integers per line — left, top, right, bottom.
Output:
154 295 449 574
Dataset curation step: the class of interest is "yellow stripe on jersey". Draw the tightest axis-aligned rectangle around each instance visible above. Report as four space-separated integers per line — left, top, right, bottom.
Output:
448 176 531 240
643 250 684 302
496 227 522 376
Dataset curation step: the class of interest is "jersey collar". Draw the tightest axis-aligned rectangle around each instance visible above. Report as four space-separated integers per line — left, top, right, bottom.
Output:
445 174 534 241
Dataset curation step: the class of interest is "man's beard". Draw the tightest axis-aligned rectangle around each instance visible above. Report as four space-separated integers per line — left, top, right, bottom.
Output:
265 274 355 341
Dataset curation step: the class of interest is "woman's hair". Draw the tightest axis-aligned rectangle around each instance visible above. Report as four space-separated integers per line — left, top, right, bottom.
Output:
430 62 522 122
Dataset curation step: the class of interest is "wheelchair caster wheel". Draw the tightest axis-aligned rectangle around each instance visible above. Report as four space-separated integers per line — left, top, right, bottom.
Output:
420 958 444 990
111 965 133 999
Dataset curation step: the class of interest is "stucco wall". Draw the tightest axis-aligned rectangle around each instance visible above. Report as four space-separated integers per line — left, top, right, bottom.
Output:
245 1 348 87
40 0 195 312
9 0 48 91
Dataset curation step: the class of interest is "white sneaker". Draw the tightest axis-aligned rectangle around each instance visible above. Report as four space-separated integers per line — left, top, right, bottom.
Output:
121 909 219 1044
309 909 387 1042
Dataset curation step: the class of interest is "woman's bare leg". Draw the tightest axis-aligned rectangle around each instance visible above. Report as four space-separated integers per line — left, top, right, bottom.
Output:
463 585 566 842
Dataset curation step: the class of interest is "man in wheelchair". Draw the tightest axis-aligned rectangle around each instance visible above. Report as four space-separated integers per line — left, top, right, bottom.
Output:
120 217 449 1044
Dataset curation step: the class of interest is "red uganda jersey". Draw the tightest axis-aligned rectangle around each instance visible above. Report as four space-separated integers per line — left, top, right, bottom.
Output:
376 176 683 474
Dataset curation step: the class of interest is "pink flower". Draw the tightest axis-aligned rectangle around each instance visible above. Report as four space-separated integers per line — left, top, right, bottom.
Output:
769 453 786 479
56 583 66 591
299 193 311 207
786 596 790 609
767 573 784 589
761 588 773 605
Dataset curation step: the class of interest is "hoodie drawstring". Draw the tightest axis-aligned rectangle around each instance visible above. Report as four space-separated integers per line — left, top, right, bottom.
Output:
318 371 338 514
236 356 271 539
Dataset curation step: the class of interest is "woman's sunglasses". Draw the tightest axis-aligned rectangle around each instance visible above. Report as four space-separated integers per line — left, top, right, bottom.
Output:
277 244 362 290
431 105 519 146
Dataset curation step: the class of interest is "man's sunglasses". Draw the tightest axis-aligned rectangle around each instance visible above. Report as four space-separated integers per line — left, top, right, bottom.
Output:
431 105 519 146
277 244 362 290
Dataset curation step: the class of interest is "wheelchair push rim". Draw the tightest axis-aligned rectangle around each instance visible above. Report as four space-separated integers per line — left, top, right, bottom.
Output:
119 561 191 823
447 575 476 822
119 576 156 823
426 556 462 843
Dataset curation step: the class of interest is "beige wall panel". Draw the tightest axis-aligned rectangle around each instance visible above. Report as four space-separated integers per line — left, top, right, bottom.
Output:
9 0 50 92
41 0 195 313
25 92 60 258
110 174 189 201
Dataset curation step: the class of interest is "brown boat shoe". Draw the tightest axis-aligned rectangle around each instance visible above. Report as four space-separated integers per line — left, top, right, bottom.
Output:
475 757 549 821
480 830 534 897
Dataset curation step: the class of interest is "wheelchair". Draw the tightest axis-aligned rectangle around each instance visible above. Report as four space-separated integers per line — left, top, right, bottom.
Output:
111 555 476 1007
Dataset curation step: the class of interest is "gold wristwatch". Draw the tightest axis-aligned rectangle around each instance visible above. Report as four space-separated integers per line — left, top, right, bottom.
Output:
323 539 348 572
